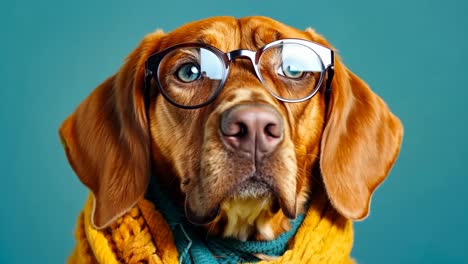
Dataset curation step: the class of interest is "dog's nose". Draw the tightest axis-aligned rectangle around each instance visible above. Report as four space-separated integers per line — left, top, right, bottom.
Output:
220 105 283 160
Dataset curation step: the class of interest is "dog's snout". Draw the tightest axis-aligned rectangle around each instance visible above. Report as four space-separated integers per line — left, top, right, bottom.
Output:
220 105 283 160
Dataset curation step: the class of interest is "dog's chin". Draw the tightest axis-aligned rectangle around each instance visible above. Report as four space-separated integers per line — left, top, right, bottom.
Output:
231 178 275 200
185 177 282 226
222 178 282 216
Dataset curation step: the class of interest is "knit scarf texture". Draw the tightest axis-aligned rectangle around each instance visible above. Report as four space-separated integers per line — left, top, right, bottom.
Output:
68 181 355 264
145 175 305 264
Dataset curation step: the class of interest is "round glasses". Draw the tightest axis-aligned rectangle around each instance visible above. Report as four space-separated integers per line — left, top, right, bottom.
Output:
145 39 334 109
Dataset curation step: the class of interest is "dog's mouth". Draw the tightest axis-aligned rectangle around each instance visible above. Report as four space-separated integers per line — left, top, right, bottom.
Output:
184 173 293 225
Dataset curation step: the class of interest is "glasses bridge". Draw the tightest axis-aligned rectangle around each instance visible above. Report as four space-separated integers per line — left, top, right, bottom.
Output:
226 50 257 62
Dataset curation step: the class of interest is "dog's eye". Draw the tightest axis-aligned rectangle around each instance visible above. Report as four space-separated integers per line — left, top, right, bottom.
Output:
176 63 201 83
277 63 305 79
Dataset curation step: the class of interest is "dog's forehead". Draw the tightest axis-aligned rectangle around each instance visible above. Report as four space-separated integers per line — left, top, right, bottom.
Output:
238 16 310 48
159 16 310 52
157 17 238 52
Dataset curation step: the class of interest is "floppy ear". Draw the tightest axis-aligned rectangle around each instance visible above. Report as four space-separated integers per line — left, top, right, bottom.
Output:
320 56 403 220
59 31 164 229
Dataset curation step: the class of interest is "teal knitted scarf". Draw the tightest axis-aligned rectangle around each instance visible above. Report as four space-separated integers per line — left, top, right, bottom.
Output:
145 175 305 264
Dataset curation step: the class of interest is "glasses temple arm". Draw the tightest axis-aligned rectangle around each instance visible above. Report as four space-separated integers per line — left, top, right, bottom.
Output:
324 66 334 115
144 69 153 116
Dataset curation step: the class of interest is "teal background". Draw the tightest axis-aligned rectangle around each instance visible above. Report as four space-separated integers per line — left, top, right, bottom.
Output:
1 0 467 263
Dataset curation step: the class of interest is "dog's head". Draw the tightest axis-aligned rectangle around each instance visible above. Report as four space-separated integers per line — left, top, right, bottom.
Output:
60 16 403 241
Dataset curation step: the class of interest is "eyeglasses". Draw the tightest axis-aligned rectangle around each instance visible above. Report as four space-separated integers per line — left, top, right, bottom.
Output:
144 39 334 109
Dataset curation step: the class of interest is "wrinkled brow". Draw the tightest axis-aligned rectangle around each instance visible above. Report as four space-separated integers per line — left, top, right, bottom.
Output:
195 26 240 52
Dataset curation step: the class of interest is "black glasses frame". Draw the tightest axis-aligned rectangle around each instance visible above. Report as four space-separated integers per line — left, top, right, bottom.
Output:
144 38 334 110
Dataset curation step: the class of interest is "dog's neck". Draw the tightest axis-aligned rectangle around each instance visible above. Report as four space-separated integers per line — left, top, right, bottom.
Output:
142 173 355 263
150 155 327 241
145 173 306 261
148 162 326 242
150 161 294 241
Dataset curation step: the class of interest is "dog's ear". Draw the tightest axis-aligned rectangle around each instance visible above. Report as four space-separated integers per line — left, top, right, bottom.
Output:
59 31 164 229
305 28 403 220
319 54 403 220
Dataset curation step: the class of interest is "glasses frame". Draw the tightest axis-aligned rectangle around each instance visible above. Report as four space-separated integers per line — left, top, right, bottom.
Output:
144 38 335 110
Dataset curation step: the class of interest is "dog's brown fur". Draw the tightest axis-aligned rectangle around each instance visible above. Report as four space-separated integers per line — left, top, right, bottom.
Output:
60 16 403 242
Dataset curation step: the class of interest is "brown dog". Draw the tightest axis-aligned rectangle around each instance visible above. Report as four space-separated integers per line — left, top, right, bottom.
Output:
60 16 402 246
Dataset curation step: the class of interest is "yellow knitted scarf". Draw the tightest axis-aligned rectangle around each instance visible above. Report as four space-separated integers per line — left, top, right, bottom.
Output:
68 194 355 264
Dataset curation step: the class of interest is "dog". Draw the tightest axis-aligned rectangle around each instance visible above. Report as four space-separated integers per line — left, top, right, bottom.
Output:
61 16 403 262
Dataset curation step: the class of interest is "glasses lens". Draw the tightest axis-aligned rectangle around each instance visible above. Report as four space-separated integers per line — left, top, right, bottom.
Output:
258 43 325 101
157 47 225 107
